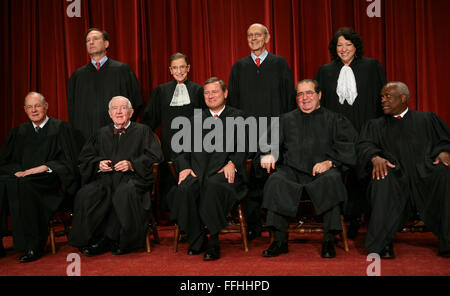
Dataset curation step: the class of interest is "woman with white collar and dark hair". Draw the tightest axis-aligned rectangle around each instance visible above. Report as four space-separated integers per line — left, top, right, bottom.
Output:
315 27 387 237
142 53 205 212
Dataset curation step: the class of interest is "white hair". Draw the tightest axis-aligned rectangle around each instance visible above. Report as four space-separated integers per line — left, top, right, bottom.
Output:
248 23 269 35
108 96 133 110
24 92 46 105
385 82 410 103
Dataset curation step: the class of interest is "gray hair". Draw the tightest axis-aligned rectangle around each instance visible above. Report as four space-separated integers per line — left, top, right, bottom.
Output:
248 23 269 35
385 81 410 103
108 96 133 110
24 92 47 105
204 77 227 92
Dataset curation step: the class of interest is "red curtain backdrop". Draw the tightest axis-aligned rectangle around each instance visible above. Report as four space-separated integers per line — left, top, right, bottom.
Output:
1 0 450 144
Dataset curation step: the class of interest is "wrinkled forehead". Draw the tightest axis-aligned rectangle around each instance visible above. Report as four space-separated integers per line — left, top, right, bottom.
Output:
297 82 315 92
247 24 266 34
110 98 129 107
204 81 222 92
25 93 43 105
382 85 399 95
86 30 103 40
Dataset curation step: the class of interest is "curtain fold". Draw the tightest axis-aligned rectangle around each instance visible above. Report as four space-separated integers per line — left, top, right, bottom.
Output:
1 0 449 144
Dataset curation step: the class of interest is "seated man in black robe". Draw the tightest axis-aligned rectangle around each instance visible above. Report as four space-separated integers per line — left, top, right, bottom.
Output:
167 77 248 261
260 79 357 258
68 96 163 256
357 81 450 258
0 92 78 262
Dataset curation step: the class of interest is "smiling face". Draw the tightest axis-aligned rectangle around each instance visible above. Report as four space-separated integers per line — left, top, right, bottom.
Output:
336 36 356 66
85 30 109 58
381 85 407 115
169 58 190 84
24 93 48 125
108 97 134 127
204 81 227 113
296 81 321 114
247 24 270 56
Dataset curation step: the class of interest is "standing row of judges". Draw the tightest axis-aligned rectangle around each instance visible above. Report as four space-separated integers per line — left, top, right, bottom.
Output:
1 23 449 263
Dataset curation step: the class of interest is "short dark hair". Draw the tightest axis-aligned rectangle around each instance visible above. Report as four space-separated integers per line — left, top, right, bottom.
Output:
170 52 190 65
297 79 321 93
204 77 226 92
85 28 109 42
328 27 364 61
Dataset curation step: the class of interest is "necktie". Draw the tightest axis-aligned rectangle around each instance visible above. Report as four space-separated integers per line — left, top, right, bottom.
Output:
255 58 261 68
96 62 101 71
396 116 402 120
35 126 41 133
114 127 126 135
214 114 219 119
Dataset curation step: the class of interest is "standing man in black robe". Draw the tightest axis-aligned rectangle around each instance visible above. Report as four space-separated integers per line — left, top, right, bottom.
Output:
357 82 450 258
167 77 248 261
228 23 297 240
0 92 78 262
69 96 163 256
142 53 204 211
67 28 143 150
260 79 357 258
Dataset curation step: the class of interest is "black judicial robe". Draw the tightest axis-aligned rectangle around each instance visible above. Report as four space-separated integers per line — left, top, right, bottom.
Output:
167 107 248 243
261 107 357 217
315 57 386 133
357 110 450 252
67 58 143 146
68 122 163 250
228 53 297 118
0 118 78 250
142 79 204 161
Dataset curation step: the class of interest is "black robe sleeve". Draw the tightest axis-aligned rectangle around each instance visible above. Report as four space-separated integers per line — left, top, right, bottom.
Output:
0 127 22 175
142 85 162 130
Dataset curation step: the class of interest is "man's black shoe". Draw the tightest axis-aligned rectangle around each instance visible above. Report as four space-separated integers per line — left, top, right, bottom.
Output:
321 240 336 258
247 230 262 241
111 241 129 255
262 241 288 257
19 250 42 263
82 237 111 257
379 243 395 259
203 246 220 261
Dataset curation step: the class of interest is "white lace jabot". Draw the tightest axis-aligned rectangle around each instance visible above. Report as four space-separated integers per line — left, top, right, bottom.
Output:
336 65 358 106
170 83 191 106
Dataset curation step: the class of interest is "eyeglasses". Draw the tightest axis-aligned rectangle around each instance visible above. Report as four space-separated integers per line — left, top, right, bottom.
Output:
247 33 265 39
297 91 316 97
24 104 44 110
110 106 130 112
170 65 188 71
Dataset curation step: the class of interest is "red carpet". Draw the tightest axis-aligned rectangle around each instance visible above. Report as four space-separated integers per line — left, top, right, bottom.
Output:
1 226 449 276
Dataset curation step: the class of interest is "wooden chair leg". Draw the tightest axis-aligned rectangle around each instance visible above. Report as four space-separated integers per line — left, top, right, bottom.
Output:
146 228 152 253
237 204 249 252
49 225 56 255
340 215 349 252
173 224 180 253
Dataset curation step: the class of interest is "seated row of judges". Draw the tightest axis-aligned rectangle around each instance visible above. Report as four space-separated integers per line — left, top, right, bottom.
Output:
0 78 449 263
